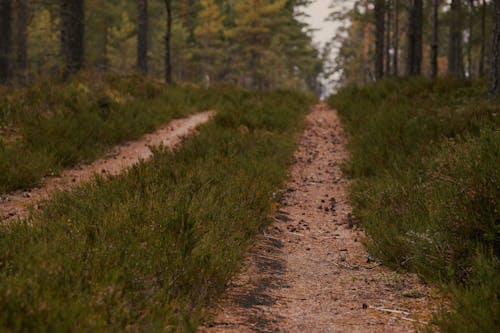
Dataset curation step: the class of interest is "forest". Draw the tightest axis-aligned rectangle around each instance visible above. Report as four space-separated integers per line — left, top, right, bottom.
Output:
0 0 499 332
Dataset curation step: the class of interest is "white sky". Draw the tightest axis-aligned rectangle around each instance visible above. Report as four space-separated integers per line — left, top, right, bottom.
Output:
300 0 356 95
301 0 353 48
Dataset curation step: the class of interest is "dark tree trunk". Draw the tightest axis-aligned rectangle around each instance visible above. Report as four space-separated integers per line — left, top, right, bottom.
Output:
385 0 392 76
448 0 464 76
0 0 12 84
490 0 500 97
479 0 486 77
16 0 27 84
393 0 399 76
61 0 85 77
137 0 148 73
374 0 385 80
406 0 423 76
430 0 439 79
164 0 172 84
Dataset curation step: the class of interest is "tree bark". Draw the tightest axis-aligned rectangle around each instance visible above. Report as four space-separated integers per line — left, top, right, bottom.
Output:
385 0 392 76
448 0 464 76
0 0 12 84
61 0 85 77
479 0 486 77
137 0 148 73
164 0 172 84
430 0 439 79
374 0 385 80
393 0 399 76
406 0 423 76
16 0 27 84
489 0 500 97
467 0 474 77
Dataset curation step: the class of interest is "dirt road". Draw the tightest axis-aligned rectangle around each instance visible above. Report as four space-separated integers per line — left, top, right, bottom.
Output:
202 105 436 332
0 111 215 222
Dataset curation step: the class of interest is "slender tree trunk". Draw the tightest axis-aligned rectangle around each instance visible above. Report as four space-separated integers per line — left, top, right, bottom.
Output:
374 0 385 80
0 0 12 84
164 0 172 84
479 0 486 77
385 0 392 76
448 0 464 76
393 0 399 76
137 0 148 73
489 0 500 97
406 0 423 76
467 0 474 77
430 0 439 79
61 0 85 77
16 0 27 84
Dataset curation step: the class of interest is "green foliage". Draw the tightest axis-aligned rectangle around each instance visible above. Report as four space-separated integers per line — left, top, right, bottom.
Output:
0 73 226 193
328 78 499 332
12 0 322 93
0 88 311 331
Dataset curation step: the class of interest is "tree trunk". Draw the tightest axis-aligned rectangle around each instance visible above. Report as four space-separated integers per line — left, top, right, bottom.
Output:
467 0 474 77
374 0 385 80
479 0 486 77
406 0 423 76
448 0 464 76
61 0 85 77
430 0 439 79
0 0 12 84
16 0 27 84
393 0 399 76
164 0 172 84
385 0 392 76
489 0 500 97
137 0 148 73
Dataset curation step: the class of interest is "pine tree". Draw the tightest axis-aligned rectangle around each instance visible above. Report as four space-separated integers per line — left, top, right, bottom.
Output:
61 0 85 77
137 0 148 73
194 0 225 82
374 0 385 80
16 0 28 83
430 0 439 79
227 0 286 89
490 0 500 97
448 0 464 76
406 0 423 76
0 0 12 84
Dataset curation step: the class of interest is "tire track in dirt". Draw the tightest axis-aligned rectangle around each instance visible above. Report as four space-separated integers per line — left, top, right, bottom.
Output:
0 111 215 222
201 105 438 332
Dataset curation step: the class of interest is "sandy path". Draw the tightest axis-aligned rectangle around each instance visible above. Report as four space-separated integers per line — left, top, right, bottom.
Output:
0 111 215 222
201 105 437 332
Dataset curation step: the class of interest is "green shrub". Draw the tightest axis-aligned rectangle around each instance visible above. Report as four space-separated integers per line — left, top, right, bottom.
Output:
0 89 311 331
328 78 499 332
0 73 238 193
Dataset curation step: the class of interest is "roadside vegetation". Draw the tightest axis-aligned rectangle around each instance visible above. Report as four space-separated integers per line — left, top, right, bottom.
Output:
0 87 311 331
0 73 224 193
328 77 499 332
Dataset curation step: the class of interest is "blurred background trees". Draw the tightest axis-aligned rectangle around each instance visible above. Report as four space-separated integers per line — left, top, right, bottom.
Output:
0 0 323 94
329 0 497 93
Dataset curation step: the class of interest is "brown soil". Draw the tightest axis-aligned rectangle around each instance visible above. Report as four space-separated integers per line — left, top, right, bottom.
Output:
201 105 439 332
0 111 215 222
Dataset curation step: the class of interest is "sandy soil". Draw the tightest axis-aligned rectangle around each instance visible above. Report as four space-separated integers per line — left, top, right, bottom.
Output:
0 111 215 222
201 105 439 332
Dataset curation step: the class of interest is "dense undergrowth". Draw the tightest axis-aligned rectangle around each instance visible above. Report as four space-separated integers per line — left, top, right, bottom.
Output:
0 73 224 193
328 78 499 332
0 87 311 331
